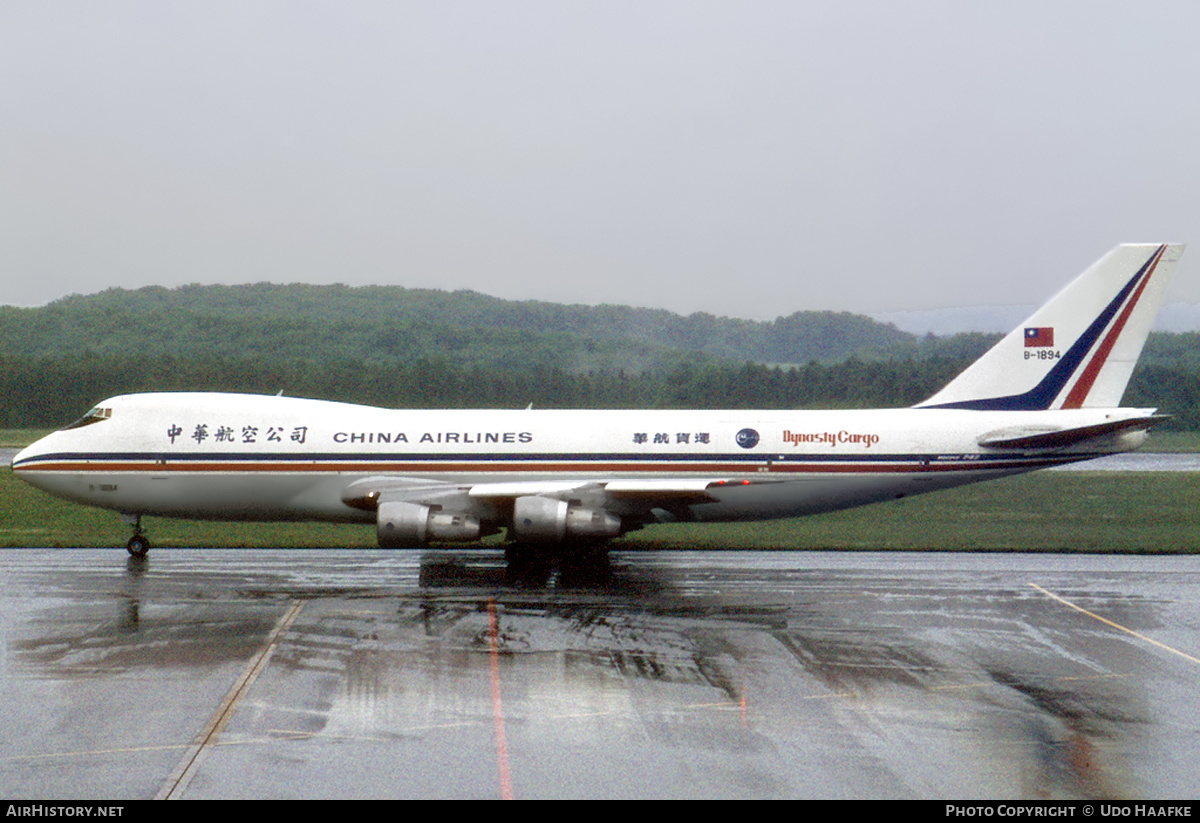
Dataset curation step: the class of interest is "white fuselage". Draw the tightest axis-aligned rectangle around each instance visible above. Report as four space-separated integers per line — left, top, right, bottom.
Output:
11 392 1151 528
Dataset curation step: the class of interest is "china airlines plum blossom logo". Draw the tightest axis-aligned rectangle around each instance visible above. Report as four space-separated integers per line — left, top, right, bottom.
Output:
735 428 760 449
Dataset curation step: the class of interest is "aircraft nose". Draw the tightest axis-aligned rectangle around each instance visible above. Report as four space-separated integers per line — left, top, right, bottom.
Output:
11 444 32 471
10 436 62 497
11 437 49 476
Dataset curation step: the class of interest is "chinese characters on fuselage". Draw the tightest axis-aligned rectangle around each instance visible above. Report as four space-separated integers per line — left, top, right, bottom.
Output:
166 424 308 445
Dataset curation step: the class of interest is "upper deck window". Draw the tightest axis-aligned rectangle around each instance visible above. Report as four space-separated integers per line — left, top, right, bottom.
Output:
61 406 113 431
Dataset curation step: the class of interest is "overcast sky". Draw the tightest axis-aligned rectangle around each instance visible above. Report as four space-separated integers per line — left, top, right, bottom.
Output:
4 1 1200 321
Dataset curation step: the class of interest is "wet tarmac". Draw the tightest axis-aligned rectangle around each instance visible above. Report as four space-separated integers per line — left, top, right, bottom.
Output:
0 549 1197 800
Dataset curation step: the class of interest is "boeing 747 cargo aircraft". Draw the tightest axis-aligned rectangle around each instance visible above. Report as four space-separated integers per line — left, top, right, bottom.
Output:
12 244 1184 556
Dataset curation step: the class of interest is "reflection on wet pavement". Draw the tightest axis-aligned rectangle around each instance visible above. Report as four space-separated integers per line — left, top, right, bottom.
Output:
0 549 1196 799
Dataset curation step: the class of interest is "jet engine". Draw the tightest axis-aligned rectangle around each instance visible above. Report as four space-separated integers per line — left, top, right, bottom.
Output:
377 500 482 547
510 495 621 542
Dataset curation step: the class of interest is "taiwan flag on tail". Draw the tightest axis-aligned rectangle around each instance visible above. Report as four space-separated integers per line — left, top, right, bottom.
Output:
1024 327 1054 347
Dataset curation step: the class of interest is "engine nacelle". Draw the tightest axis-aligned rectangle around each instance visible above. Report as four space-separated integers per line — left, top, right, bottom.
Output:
510 495 621 543
377 500 481 547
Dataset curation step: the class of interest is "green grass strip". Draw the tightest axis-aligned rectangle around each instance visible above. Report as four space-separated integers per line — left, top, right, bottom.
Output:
4 467 1198 552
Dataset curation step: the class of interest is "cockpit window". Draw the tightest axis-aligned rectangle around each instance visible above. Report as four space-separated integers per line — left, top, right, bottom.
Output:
60 407 113 431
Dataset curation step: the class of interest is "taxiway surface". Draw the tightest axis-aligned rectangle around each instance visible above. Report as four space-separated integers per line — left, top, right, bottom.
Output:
0 548 1197 799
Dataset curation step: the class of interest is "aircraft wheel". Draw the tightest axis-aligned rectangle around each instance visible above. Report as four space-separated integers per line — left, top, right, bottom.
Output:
126 534 151 558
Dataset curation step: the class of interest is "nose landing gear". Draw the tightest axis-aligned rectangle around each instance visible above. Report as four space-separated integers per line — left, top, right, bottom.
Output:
125 516 151 558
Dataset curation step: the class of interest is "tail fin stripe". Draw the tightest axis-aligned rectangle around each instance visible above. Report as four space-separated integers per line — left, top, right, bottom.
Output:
925 244 1165 411
1060 244 1166 408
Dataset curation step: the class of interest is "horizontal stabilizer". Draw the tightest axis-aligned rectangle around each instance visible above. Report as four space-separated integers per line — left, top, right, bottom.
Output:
977 415 1171 449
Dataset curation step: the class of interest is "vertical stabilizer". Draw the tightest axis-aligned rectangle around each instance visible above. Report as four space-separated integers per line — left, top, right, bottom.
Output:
917 244 1184 410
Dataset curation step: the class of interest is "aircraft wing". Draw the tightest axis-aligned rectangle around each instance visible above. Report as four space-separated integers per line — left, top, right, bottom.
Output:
343 475 735 511
470 478 727 501
342 474 756 545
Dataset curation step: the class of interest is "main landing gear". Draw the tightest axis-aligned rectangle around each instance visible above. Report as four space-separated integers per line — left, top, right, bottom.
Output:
125 515 151 558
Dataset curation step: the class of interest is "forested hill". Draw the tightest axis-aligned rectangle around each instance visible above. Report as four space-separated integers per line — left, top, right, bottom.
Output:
0 282 920 370
4 282 1200 429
